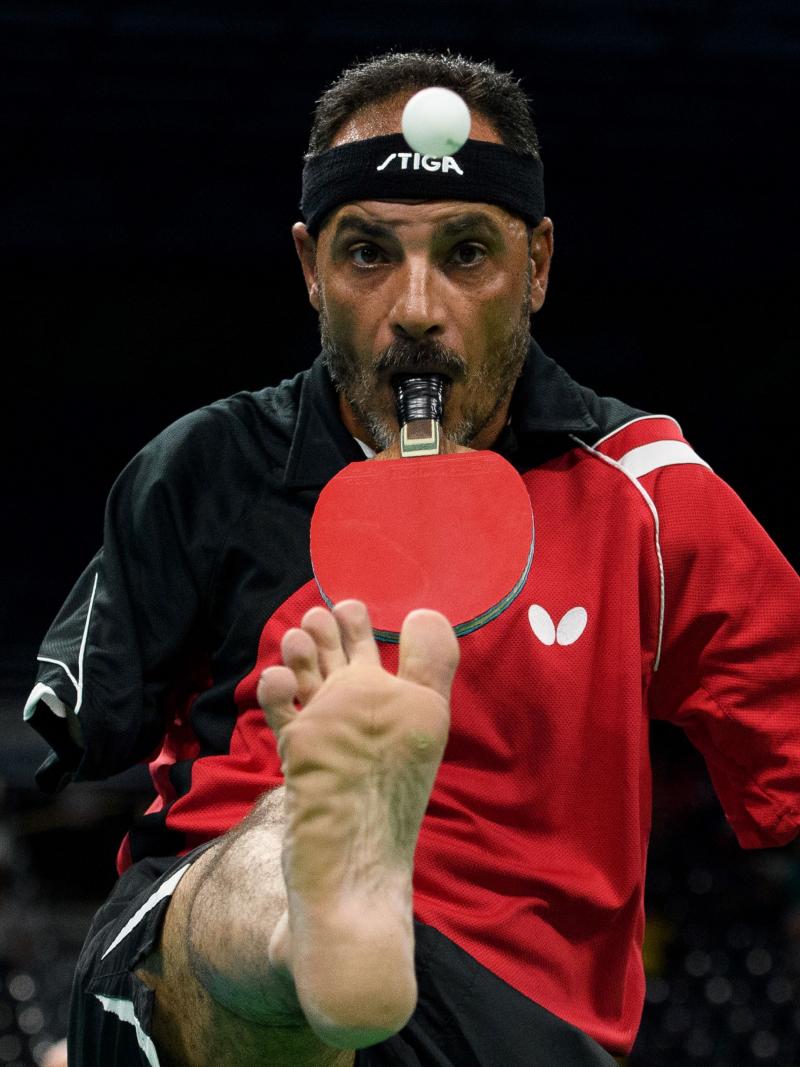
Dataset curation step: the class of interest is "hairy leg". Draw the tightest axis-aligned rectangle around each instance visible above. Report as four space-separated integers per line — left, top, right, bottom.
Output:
137 600 458 1066
138 832 354 1067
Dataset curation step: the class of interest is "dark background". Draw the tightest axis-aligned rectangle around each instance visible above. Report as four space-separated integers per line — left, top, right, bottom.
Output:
1 3 799 1065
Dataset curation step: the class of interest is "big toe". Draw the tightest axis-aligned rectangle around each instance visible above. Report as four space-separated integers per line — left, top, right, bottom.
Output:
397 609 460 701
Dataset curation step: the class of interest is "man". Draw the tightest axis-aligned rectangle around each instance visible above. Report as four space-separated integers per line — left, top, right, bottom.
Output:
24 51 800 1067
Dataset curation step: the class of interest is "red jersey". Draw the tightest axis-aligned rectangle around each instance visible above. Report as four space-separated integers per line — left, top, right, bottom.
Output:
26 342 800 1054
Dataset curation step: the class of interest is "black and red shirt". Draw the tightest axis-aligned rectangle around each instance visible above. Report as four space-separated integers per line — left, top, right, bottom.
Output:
25 340 800 1055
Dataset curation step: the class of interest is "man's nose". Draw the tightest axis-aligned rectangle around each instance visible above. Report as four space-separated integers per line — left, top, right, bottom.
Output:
390 260 445 341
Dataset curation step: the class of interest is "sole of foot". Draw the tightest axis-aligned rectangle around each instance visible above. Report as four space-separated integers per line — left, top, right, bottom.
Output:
257 600 459 1048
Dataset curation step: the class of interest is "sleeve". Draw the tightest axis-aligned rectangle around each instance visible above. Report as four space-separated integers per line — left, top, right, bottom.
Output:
646 462 800 849
23 413 222 792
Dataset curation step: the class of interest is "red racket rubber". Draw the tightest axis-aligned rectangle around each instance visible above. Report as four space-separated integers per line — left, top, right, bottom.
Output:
310 450 534 642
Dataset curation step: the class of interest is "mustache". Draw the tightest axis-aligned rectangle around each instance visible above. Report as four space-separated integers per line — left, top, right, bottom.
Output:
374 338 466 381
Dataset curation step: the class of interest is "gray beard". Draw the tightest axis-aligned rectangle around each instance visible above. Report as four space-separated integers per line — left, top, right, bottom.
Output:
319 276 532 452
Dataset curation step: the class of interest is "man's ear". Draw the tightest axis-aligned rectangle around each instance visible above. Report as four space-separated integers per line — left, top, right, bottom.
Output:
292 221 320 312
529 217 554 314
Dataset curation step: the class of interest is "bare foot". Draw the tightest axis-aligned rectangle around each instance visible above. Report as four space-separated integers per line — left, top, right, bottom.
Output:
256 600 459 1048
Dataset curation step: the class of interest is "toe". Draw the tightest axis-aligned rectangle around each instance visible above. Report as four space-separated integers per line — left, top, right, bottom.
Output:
281 627 323 705
301 605 348 676
332 601 380 666
258 665 299 736
397 610 460 702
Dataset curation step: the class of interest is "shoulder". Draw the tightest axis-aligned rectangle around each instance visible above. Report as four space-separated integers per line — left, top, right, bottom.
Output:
148 371 305 468
559 366 706 483
573 394 769 565
565 384 744 543
114 369 309 502
572 373 686 459
580 408 708 480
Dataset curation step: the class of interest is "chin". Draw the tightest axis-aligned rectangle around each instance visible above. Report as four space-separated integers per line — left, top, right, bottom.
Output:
361 408 398 453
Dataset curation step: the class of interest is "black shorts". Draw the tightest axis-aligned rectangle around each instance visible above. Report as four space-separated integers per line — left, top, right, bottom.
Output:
69 842 620 1067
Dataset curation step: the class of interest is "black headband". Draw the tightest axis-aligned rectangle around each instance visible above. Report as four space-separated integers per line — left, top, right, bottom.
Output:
300 133 545 236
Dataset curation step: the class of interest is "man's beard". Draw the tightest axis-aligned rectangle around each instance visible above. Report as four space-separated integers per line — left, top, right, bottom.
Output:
319 273 532 452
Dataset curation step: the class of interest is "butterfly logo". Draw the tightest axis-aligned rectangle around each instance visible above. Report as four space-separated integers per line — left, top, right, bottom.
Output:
528 605 588 646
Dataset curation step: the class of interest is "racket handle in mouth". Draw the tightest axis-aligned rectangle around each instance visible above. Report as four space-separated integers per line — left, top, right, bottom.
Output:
392 374 446 457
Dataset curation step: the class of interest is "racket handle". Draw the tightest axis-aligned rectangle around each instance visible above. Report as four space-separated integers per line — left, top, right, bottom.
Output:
392 375 446 457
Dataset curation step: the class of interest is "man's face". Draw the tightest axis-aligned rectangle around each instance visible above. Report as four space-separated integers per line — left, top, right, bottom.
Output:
293 96 553 453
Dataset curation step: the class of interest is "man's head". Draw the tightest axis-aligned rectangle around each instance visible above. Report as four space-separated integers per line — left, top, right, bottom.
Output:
293 51 554 454
305 51 543 160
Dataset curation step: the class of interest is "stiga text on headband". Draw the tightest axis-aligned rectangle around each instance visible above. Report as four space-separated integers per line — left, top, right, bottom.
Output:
300 133 545 237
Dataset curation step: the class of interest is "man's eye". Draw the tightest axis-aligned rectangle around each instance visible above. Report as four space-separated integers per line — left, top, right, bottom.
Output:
451 243 487 266
351 244 384 266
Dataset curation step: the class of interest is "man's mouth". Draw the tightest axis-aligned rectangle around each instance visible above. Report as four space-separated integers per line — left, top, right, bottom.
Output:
390 369 454 386
388 370 453 409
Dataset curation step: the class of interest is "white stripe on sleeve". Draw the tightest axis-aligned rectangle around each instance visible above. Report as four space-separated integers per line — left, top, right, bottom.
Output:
35 570 100 713
93 994 161 1067
23 682 67 721
618 440 711 479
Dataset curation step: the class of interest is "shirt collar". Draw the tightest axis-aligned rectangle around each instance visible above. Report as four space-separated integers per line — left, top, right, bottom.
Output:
509 338 598 436
284 354 366 489
283 339 598 489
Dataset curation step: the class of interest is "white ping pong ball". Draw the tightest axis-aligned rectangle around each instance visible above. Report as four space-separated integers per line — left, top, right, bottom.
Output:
401 87 471 158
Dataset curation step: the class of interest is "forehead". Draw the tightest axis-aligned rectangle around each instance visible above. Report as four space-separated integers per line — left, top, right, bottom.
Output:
325 91 517 238
331 90 503 148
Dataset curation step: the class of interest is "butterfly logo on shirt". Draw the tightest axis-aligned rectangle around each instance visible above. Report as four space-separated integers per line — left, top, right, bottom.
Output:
528 605 588 646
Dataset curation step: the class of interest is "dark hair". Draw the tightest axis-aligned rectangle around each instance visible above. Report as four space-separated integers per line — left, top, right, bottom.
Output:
306 50 542 161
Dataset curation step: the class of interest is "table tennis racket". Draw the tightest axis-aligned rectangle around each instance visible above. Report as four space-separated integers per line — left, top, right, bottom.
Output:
310 374 534 643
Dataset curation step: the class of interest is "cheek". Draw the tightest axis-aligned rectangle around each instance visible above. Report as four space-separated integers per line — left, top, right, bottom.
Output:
471 276 526 340
326 278 394 352
322 286 362 343
467 249 528 320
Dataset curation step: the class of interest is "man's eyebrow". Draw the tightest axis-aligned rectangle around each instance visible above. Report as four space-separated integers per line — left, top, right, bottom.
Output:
434 212 503 239
331 215 396 242
330 211 504 243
